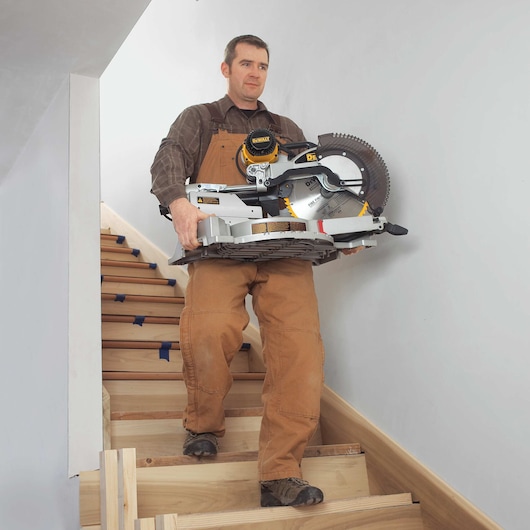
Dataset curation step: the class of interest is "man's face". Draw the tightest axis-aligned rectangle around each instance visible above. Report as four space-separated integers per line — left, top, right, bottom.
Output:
221 42 269 109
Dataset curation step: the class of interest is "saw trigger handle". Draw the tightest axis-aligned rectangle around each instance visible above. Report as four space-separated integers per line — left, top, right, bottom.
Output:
384 222 408 236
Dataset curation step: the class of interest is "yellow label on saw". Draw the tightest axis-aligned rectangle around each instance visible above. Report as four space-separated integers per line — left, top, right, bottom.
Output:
252 136 271 144
197 196 220 205
305 152 318 162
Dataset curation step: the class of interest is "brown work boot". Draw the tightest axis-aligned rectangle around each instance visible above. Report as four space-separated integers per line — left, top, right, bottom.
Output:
182 431 218 456
260 477 324 507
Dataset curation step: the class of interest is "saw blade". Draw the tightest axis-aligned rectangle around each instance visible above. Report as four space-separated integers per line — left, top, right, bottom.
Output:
316 133 390 216
283 176 367 220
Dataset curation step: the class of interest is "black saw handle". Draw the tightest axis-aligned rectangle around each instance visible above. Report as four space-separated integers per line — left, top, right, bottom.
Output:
384 222 408 236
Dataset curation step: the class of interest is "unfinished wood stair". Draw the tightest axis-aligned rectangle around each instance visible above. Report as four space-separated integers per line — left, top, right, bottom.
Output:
82 229 425 528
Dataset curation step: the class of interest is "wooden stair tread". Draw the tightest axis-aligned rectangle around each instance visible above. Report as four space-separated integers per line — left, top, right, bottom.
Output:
101 258 157 269
101 245 140 255
101 275 177 286
100 233 125 243
80 453 370 526
136 443 361 468
150 494 421 530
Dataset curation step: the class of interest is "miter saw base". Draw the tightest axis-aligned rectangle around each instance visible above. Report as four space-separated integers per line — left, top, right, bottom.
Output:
168 215 382 266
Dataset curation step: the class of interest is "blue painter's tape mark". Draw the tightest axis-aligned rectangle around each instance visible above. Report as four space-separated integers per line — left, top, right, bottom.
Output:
133 315 145 326
131 248 140 257
167 279 176 286
159 342 172 361
148 263 157 269
116 235 125 244
115 294 126 302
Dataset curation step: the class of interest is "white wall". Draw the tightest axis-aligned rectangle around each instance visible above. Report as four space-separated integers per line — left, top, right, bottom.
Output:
100 1 530 528
0 78 79 529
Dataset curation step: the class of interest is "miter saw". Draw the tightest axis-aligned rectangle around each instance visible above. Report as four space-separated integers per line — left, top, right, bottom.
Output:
163 130 408 266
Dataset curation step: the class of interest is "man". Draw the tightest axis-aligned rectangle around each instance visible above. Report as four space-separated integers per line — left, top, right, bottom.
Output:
151 35 328 507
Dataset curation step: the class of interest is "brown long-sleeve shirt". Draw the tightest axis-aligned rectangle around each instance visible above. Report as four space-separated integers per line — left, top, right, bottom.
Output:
150 95 305 206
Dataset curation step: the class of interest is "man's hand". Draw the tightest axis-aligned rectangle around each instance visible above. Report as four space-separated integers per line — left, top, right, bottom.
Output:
169 197 211 250
341 246 365 256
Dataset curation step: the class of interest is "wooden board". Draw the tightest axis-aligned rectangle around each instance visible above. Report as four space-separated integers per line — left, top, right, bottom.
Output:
102 348 250 374
80 454 370 526
102 282 177 297
136 443 360 469
102 322 180 342
101 265 161 279
104 380 264 413
111 416 264 458
141 495 421 530
101 250 142 262
102 300 183 319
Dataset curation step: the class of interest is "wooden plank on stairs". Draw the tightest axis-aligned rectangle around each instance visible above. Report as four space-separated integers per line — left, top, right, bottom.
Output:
155 514 179 530
101 233 126 244
102 281 177 297
102 322 180 342
120 448 138 530
102 347 249 374
100 450 120 530
101 245 141 256
104 380 264 413
101 250 143 262
80 453 370 526
102 298 184 319
142 494 422 530
135 520 155 530
111 416 265 458
136 443 361 469
101 265 160 279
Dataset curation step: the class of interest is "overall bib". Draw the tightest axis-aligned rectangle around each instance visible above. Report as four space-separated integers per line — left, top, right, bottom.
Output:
180 125 325 481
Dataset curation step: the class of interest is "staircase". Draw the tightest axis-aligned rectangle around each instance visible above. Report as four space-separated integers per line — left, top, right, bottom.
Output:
78 224 500 529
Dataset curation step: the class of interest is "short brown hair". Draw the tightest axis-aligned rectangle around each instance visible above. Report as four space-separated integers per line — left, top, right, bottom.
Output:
224 35 269 66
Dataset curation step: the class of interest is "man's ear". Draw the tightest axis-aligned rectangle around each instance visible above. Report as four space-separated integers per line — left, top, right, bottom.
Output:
220 61 230 79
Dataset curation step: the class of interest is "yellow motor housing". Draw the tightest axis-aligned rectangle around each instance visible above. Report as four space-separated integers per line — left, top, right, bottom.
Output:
241 128 279 165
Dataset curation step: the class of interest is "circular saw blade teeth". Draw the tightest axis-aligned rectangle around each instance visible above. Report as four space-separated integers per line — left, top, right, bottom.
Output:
283 197 297 218
317 133 390 214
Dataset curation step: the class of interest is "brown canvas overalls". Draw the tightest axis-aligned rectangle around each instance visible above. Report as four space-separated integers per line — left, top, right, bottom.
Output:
180 115 325 481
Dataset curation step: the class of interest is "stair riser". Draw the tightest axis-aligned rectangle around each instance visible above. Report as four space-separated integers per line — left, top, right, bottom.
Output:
103 348 250 373
102 322 180 342
102 282 176 297
104 380 264 413
102 300 183 318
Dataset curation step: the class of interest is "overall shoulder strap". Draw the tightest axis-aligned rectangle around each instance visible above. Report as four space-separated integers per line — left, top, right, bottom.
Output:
267 111 282 134
203 102 224 129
